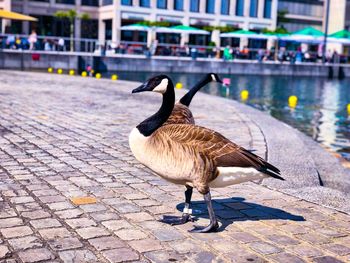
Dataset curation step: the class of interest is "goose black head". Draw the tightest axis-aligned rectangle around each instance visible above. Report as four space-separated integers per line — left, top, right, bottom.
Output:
207 73 223 83
132 75 171 94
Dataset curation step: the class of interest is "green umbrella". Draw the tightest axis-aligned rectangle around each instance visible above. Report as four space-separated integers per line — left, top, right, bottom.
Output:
221 29 275 39
120 23 150 31
169 25 210 35
328 29 350 44
284 27 324 42
329 29 350 38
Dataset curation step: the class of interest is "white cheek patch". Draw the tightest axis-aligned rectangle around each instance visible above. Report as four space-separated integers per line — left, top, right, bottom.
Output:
153 78 168 94
211 74 217 82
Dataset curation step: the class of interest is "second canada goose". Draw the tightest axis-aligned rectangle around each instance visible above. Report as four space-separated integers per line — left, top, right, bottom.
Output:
165 73 222 125
129 75 283 233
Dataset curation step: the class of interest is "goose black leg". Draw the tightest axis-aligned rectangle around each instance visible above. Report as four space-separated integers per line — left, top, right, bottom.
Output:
189 191 219 233
160 186 194 225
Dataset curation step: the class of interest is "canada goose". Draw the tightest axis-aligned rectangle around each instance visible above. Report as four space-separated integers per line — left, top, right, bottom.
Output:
165 73 222 125
129 75 283 233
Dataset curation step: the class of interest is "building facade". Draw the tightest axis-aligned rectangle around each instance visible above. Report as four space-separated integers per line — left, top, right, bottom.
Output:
277 0 349 34
2 0 278 46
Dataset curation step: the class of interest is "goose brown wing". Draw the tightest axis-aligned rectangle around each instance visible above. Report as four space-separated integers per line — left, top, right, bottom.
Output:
157 124 283 180
164 103 194 125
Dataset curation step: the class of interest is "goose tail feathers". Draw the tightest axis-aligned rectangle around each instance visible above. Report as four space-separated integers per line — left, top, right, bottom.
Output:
240 149 284 181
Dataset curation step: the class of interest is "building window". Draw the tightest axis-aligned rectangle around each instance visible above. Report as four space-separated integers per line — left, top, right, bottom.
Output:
102 0 113 5
250 0 258 17
174 0 184 10
206 0 215 13
157 0 167 9
236 0 244 16
82 0 98 6
264 0 272 18
140 0 150 7
190 0 200 12
55 0 75 4
221 0 230 15
121 0 132 5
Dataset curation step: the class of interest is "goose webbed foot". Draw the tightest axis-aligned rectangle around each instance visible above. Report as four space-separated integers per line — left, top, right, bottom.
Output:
189 220 219 233
189 190 219 233
160 213 194 225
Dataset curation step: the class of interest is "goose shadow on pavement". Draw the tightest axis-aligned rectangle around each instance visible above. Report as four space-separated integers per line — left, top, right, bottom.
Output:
161 197 305 232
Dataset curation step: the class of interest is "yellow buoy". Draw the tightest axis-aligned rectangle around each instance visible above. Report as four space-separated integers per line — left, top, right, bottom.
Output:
57 68 63 74
111 74 118 81
47 67 53 73
95 73 102 79
347 104 350 115
288 95 298 108
69 69 75 76
175 82 183 89
81 71 87 77
240 90 249 101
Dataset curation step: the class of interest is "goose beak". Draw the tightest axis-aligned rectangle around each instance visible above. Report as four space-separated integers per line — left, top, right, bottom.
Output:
217 78 223 84
132 82 148 94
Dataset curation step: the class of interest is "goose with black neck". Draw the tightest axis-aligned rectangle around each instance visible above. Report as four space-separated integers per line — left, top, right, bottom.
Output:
129 75 284 233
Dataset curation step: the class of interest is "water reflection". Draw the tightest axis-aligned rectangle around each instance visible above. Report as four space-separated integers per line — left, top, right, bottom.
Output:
116 72 350 161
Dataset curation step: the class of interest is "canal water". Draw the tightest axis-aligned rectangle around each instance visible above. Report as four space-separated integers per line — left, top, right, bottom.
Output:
116 72 350 161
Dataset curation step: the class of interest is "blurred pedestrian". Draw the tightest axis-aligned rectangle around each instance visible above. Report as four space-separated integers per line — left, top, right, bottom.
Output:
28 30 37 50
58 38 65 51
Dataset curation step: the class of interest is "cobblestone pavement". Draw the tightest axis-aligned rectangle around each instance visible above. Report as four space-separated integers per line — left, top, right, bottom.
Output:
0 71 350 263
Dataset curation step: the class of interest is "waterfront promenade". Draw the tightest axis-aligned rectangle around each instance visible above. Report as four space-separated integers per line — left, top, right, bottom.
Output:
0 71 350 263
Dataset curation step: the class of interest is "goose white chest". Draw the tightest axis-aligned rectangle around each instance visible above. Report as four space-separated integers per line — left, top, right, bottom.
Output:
129 127 194 184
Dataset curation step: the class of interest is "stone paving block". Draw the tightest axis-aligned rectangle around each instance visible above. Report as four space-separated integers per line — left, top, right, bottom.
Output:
1 226 33 238
55 208 84 219
48 237 83 251
102 220 132 231
76 226 110 239
65 218 97 229
10 196 35 204
88 236 126 251
0 209 17 219
89 212 120 222
38 195 66 204
115 229 148 241
124 212 154 222
266 234 300 246
312 256 344 263
249 241 282 255
152 228 185 242
18 248 55 262
229 231 261 243
321 243 350 256
79 204 107 213
144 250 186 263
296 232 330 244
144 205 175 215
102 248 140 263
47 201 75 211
30 218 61 229
0 245 11 259
112 202 141 214
38 227 71 239
128 238 163 253
188 250 224 263
287 244 324 258
8 236 42 250
58 249 98 263
15 202 42 212
21 210 51 220
0 218 23 228
269 252 306 263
